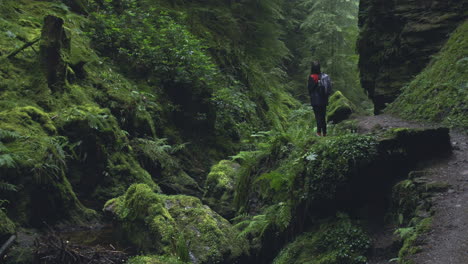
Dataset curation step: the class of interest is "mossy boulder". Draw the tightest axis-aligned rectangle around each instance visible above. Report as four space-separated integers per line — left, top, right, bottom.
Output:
378 127 451 160
55 105 158 201
273 214 370 264
327 91 355 124
105 184 248 264
203 160 239 218
131 138 200 196
0 107 94 226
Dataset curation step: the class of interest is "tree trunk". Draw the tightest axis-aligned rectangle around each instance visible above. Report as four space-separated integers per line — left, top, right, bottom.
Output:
40 15 70 92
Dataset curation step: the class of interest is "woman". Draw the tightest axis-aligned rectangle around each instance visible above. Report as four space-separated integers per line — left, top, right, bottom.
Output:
307 61 332 136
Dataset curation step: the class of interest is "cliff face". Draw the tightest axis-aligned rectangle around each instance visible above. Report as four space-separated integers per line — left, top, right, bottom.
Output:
358 0 468 113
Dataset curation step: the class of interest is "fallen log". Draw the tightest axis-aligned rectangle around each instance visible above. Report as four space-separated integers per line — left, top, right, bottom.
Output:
6 38 40 59
0 235 16 258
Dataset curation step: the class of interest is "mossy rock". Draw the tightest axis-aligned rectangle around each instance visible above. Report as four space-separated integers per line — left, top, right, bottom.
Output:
203 160 239 218
377 127 451 160
105 184 248 264
387 21 468 129
54 104 158 201
398 217 432 262
424 181 450 193
130 138 200 196
0 210 15 240
0 107 95 225
0 106 56 135
327 91 355 124
273 214 370 264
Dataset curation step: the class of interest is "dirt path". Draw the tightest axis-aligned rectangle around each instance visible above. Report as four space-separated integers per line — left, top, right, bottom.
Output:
356 115 468 264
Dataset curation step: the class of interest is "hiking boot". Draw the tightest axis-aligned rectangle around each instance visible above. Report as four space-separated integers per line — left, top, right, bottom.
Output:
316 132 322 137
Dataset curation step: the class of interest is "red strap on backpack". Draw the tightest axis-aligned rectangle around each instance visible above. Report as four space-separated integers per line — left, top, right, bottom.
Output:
310 74 320 84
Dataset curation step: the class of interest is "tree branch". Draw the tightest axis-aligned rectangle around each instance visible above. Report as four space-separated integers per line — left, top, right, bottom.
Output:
6 37 40 59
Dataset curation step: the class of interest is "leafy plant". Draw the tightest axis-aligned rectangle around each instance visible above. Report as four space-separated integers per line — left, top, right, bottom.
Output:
30 137 69 185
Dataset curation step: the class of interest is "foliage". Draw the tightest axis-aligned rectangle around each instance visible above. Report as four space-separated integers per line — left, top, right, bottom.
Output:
126 255 186 264
90 6 219 93
300 134 377 202
396 217 432 263
0 207 15 238
387 21 468 130
131 137 183 171
235 202 292 238
273 214 370 264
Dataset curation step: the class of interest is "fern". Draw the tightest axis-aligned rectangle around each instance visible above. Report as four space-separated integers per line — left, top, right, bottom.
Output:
0 154 15 168
131 138 185 170
235 214 270 239
30 137 69 184
394 227 415 240
235 202 292 241
0 129 21 142
0 181 17 192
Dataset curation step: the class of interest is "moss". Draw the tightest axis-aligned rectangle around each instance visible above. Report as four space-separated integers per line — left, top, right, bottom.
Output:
390 171 440 263
126 255 186 264
0 105 95 225
0 106 56 135
398 217 432 262
102 152 160 198
327 91 355 124
203 160 239 217
107 183 248 264
424 181 450 193
0 209 15 239
273 214 370 264
387 21 468 130
377 127 451 160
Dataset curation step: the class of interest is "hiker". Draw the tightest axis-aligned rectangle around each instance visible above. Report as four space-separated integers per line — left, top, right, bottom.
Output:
307 61 332 137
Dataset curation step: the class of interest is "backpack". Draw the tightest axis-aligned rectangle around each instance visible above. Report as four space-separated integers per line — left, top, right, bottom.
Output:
317 74 331 97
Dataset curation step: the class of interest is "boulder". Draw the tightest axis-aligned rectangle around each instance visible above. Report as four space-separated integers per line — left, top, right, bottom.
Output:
327 91 355 124
105 184 248 264
203 160 240 218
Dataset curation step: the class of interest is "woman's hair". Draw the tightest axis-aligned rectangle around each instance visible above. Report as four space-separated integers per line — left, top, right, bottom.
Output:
310 61 321 74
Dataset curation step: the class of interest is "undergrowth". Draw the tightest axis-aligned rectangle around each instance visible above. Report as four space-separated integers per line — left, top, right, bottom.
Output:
387 21 468 130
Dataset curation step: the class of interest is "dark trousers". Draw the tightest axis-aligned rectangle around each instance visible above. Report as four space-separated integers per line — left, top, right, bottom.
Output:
312 105 327 135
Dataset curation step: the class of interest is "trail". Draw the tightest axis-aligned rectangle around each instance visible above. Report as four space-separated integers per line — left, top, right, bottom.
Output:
356 114 468 264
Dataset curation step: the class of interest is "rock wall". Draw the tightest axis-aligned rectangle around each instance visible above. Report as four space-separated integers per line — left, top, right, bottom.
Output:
358 0 468 114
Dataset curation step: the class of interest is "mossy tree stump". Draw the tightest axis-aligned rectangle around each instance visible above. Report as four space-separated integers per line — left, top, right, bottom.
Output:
40 15 70 91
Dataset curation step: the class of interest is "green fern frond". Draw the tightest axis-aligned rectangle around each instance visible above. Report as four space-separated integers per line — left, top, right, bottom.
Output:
0 154 16 168
132 138 183 170
0 181 17 192
0 129 21 142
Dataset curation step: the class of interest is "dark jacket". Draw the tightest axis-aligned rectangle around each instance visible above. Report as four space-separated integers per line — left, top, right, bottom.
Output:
308 73 332 106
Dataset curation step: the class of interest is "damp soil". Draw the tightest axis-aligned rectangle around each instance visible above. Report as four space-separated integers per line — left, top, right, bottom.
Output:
356 114 468 264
